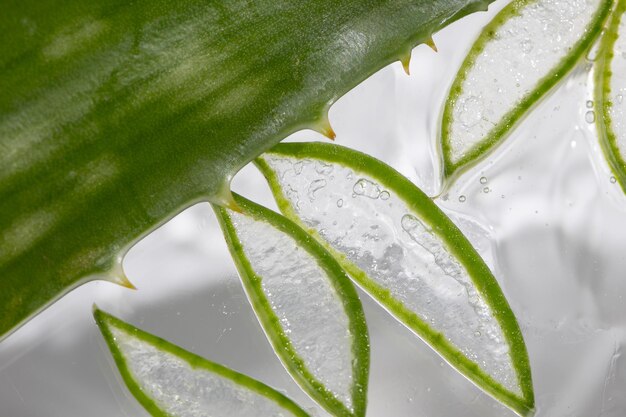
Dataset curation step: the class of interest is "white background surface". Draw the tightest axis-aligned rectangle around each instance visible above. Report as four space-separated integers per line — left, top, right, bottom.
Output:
2 1 626 415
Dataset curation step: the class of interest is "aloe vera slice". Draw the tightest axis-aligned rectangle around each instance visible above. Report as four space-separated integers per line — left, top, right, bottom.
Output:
596 0 626 192
214 195 369 417
256 142 533 416
440 0 613 184
93 308 311 417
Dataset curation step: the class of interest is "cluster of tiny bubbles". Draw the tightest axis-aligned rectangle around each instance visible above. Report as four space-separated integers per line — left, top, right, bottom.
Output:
476 176 490 193
584 99 596 124
352 178 390 200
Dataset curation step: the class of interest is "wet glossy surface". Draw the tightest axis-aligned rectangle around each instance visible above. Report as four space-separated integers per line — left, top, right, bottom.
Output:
106 320 295 417
228 210 356 410
2 1 626 415
445 0 605 163
261 153 519 395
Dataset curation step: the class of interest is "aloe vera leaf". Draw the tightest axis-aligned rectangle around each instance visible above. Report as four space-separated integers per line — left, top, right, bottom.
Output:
214 194 369 417
0 0 497 342
256 142 534 416
93 308 311 417
440 0 613 185
596 0 626 192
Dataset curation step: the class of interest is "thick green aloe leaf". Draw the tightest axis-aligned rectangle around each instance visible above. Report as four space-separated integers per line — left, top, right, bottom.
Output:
440 0 613 185
256 142 534 416
0 0 496 342
214 194 369 417
94 308 311 417
596 0 626 192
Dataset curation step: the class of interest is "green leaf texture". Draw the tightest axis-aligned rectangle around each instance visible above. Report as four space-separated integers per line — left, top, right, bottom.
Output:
256 142 534 416
0 0 495 340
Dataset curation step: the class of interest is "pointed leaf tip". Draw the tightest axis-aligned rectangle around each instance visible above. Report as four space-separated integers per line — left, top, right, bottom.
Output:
324 126 336 140
425 37 438 52
214 186 243 213
105 260 136 289
224 197 243 213
312 115 336 141
400 52 411 75
110 273 137 290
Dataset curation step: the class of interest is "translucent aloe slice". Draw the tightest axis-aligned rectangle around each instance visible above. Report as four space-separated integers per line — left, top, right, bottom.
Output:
256 142 533 416
441 0 613 184
93 308 311 417
213 195 369 417
596 0 626 192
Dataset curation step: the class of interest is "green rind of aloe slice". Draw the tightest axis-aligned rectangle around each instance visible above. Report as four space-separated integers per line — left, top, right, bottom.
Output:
595 0 626 193
256 142 534 416
93 307 312 417
440 0 613 186
214 194 370 417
